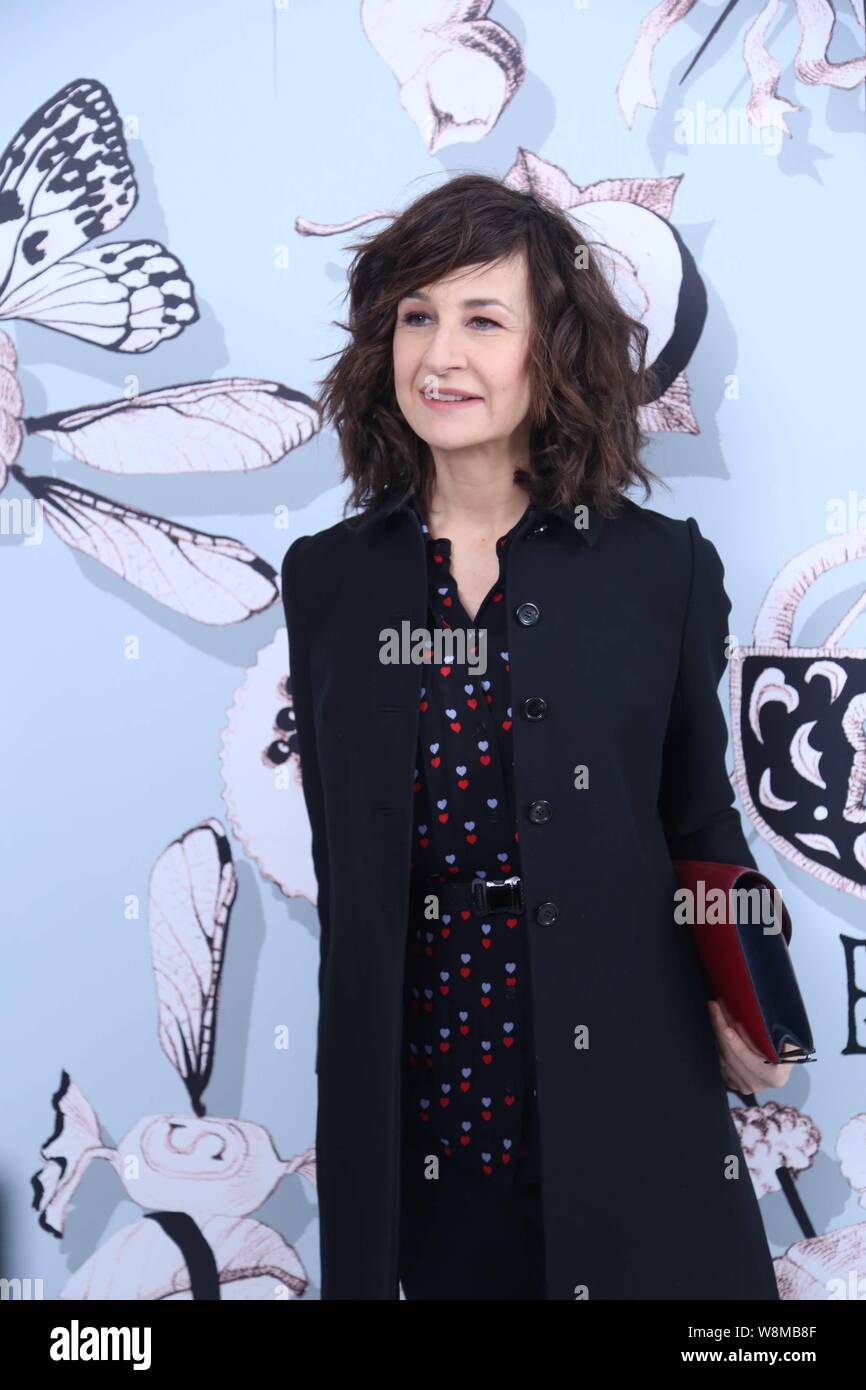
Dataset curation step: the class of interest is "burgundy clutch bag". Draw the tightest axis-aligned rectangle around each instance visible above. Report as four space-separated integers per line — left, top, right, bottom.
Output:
673 859 816 1066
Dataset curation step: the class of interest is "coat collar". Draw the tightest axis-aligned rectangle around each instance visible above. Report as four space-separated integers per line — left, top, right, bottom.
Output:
351 483 606 546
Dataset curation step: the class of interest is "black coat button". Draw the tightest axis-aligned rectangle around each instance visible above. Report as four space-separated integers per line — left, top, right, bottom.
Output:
535 901 559 926
521 696 548 720
527 521 548 537
527 799 552 824
515 601 540 626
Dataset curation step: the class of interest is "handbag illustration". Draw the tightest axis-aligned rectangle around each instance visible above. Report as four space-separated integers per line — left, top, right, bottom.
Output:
728 527 866 900
673 858 816 1066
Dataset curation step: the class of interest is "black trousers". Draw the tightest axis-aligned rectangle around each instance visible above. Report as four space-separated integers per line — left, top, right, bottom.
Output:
398 1098 546 1300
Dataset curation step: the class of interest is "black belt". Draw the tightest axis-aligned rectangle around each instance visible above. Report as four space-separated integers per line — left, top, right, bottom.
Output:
408 872 524 916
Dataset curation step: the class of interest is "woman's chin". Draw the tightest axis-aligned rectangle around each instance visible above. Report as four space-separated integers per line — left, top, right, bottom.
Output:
407 417 494 449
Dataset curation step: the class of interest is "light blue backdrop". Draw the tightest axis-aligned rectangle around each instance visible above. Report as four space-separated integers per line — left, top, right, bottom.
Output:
2 0 864 1300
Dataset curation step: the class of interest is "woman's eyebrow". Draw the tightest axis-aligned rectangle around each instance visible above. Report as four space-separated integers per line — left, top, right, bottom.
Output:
400 291 513 312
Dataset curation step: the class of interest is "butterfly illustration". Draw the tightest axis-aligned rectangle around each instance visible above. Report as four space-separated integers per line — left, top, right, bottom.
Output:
1 78 320 625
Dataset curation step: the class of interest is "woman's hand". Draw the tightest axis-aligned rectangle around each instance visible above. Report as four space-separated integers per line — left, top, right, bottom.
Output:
708 998 797 1095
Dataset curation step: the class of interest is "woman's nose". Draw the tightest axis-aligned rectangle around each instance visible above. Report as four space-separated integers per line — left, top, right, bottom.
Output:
421 323 468 375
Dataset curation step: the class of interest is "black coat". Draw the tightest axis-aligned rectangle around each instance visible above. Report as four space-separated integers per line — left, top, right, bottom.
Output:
281 489 781 1301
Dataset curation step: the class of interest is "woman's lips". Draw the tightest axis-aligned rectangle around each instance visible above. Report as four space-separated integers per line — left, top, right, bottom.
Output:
419 389 483 410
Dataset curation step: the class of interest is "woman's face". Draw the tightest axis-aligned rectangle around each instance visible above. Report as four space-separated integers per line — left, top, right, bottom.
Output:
392 252 533 462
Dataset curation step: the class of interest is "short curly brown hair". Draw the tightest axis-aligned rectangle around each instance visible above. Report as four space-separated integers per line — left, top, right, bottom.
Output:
315 172 665 521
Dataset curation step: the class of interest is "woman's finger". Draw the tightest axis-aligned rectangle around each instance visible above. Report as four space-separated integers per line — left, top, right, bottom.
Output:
722 1064 753 1094
710 997 732 1030
718 1031 766 1091
710 1002 792 1093
718 1041 755 1091
710 1004 757 1091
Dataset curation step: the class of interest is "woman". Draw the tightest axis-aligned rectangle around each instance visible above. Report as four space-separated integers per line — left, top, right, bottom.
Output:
281 173 796 1301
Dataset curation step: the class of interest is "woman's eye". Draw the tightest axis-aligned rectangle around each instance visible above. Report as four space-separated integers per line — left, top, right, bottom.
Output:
398 311 500 329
